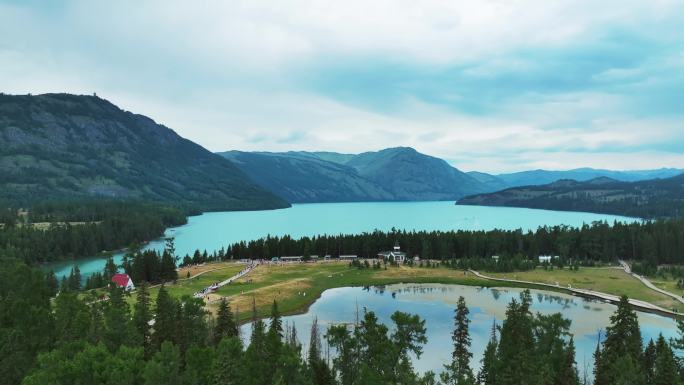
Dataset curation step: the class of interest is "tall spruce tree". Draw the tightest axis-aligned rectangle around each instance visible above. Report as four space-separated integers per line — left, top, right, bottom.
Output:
496 290 536 385
103 285 137 351
266 300 284 379
143 341 182 385
214 297 237 344
212 337 245 385
152 285 177 351
134 282 153 356
244 297 270 385
594 296 644 385
309 317 334 385
643 339 657 384
442 296 475 385
45 270 59 297
478 321 498 385
653 334 679 385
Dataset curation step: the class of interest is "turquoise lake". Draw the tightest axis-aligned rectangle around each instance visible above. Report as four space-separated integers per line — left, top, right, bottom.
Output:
47 201 635 280
240 283 678 377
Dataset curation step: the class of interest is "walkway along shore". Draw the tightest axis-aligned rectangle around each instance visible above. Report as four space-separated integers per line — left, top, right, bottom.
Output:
618 260 684 307
469 269 683 319
193 261 259 298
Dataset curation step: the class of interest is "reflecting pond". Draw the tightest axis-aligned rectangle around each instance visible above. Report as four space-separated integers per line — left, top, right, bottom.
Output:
241 283 678 377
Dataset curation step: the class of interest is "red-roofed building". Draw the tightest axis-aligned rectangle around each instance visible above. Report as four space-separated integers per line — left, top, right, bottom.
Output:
111 273 135 291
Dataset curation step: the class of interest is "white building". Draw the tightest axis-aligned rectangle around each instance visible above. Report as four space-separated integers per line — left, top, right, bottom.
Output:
538 255 559 263
378 242 407 263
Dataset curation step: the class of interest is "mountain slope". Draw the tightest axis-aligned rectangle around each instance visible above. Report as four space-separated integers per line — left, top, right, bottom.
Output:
344 147 488 200
218 151 394 202
457 175 684 218
0 93 289 210
220 147 491 202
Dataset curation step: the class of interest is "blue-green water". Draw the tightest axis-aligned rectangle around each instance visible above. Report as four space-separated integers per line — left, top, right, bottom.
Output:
241 283 678 377
46 202 635 281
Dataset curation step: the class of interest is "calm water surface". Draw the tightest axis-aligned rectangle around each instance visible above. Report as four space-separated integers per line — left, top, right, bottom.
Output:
241 283 678 377
47 202 635 280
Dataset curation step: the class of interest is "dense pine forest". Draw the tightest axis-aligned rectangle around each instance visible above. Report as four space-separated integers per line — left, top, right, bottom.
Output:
0 200 187 264
219 219 684 266
2 254 682 385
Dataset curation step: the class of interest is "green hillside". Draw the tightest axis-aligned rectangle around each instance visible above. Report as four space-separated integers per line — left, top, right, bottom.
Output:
0 93 289 211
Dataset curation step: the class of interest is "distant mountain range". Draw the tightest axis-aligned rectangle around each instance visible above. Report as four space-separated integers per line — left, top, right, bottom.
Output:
219 148 683 205
0 94 288 211
474 168 684 189
457 175 684 219
219 147 488 202
3 93 682 216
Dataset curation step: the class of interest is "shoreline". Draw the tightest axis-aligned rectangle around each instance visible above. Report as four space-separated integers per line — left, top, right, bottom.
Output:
204 263 681 323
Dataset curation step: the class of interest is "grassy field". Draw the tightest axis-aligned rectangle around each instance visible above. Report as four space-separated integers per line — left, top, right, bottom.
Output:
117 261 684 321
648 274 684 298
139 262 574 321
487 267 684 312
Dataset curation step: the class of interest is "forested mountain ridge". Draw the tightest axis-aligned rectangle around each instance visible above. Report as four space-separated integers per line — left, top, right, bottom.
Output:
344 147 489 200
219 151 394 202
220 147 491 202
457 174 684 219
0 93 288 211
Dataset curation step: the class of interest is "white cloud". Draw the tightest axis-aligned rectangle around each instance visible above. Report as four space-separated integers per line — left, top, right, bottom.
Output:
1 0 683 172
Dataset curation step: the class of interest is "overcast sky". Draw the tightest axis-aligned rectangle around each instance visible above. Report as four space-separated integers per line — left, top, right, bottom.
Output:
1 0 683 172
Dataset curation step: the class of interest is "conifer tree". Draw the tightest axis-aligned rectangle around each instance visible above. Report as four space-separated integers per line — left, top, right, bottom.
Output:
104 285 137 351
442 296 475 385
73 265 81 290
214 297 237 344
104 256 118 281
309 317 334 385
212 337 245 385
244 297 270 385
134 282 153 356
88 301 105 345
45 270 58 297
653 334 679 385
643 339 656 384
143 341 182 385
496 290 535 385
266 300 284 379
152 285 177 351
478 321 498 385
594 296 644 385
53 290 91 346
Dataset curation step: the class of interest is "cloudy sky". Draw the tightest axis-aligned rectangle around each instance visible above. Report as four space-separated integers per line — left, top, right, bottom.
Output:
1 0 683 172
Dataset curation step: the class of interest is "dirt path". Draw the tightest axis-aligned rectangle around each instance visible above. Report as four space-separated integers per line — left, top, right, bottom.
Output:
469 269 681 318
618 260 684 307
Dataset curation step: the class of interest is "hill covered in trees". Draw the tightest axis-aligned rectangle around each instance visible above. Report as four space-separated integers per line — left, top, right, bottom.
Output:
219 147 491 202
219 151 394 202
457 175 684 219
0 93 288 211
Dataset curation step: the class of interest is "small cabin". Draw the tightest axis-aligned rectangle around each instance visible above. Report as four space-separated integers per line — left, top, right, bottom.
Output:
111 273 135 291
